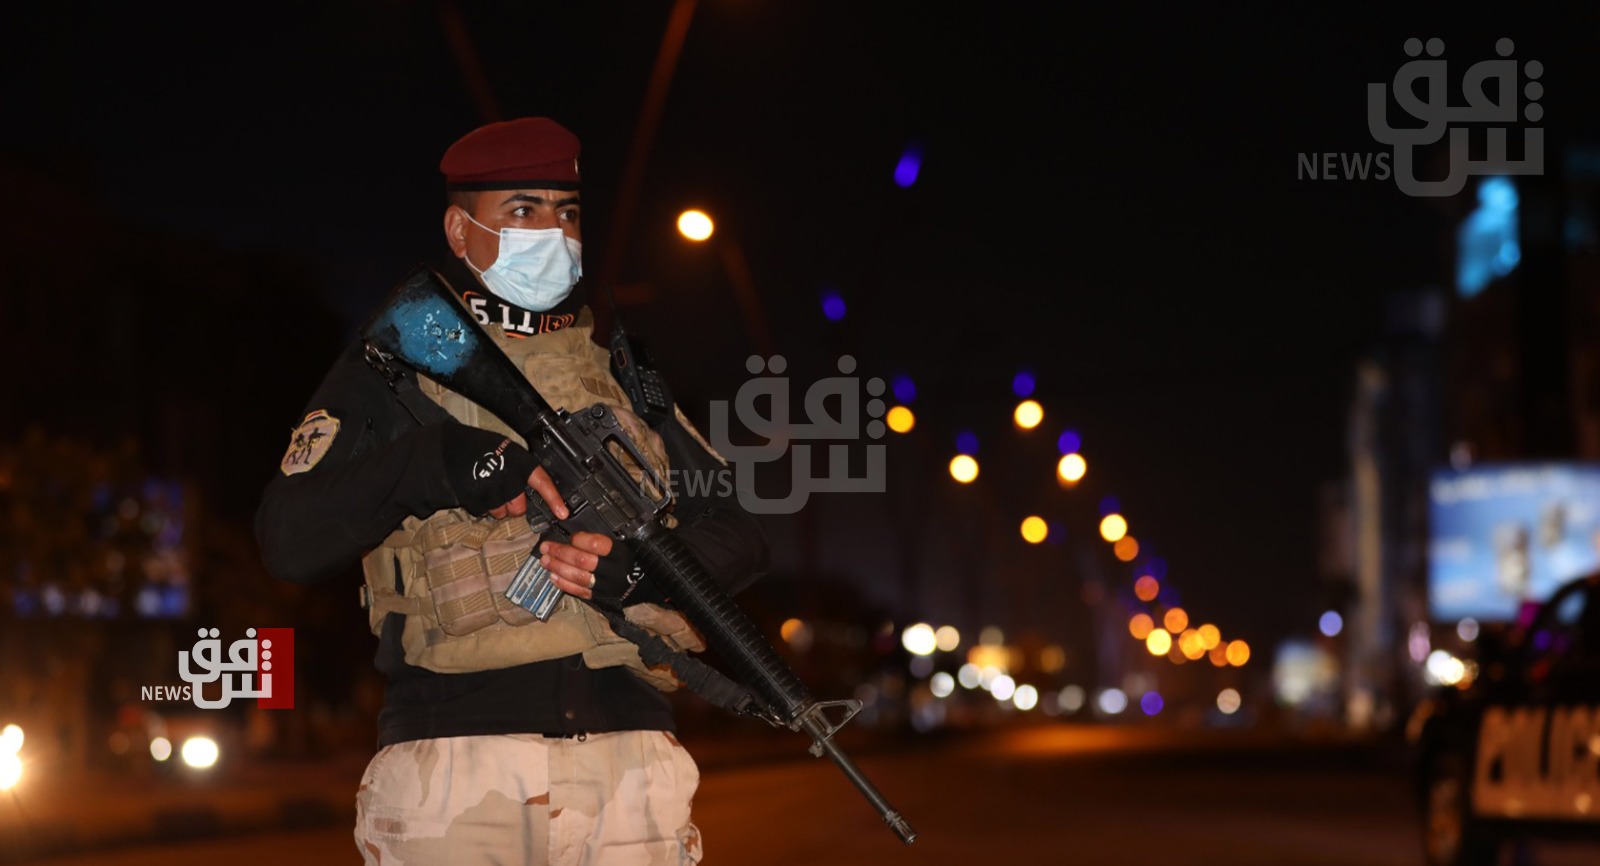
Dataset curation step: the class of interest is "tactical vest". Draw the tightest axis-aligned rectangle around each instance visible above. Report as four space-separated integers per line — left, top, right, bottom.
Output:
360 308 701 687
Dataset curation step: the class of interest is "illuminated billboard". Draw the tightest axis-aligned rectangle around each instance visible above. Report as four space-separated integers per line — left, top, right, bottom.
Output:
1428 463 1600 622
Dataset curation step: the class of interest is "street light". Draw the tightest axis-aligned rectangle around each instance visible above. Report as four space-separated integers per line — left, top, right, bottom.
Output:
676 209 714 241
1014 400 1043 430
1225 640 1251 667
1145 628 1172 656
1020 516 1048 544
949 454 979 483
1134 575 1160 602
886 406 916 433
1057 453 1087 484
1099 513 1128 543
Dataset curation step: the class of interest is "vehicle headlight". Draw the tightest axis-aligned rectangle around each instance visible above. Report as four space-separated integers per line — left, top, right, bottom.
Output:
180 736 220 770
0 724 22 791
0 753 21 791
0 724 22 755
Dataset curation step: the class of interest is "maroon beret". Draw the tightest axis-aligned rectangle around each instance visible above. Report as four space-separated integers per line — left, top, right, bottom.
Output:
440 117 581 191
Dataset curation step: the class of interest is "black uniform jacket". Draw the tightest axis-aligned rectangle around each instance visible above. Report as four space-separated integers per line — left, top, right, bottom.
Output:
255 333 768 746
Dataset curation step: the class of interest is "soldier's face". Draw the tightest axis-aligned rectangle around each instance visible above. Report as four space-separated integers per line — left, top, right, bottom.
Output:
445 188 582 271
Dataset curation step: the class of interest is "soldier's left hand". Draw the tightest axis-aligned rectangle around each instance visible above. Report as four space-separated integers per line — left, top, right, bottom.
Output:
539 532 616 599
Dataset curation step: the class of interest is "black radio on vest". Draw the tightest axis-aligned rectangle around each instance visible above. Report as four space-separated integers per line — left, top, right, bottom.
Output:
609 325 674 427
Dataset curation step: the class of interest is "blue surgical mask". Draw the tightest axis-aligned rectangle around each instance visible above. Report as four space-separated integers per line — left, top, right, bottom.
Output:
463 214 583 312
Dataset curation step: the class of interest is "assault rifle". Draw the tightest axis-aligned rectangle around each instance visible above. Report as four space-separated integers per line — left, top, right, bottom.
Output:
361 264 915 845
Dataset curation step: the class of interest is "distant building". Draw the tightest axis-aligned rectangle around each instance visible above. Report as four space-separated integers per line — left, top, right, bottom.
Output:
1327 145 1600 732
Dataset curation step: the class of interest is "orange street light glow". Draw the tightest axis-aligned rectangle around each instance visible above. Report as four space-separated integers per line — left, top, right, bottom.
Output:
1163 607 1189 634
949 454 980 483
1226 640 1251 666
1020 516 1049 544
1099 513 1128 543
676 209 714 241
1128 613 1154 640
1197 623 1221 650
1134 575 1160 602
1014 400 1044 430
886 405 915 433
1179 629 1206 660
1113 536 1139 562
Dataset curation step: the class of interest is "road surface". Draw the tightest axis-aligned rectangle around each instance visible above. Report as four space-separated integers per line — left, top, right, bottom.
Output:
25 725 1600 865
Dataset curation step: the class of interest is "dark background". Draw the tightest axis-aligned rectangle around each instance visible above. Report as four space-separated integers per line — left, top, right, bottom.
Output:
3 2 1598 677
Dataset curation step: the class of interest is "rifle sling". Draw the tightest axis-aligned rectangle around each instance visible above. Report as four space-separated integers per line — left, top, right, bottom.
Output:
600 608 756 716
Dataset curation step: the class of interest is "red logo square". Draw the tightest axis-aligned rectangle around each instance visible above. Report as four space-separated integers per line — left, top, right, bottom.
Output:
255 627 295 710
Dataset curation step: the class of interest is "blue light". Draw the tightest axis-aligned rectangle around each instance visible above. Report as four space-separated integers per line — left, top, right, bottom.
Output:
892 375 916 404
1012 370 1036 398
1147 557 1168 579
1319 610 1343 638
1480 175 1518 211
1047 522 1066 545
956 431 979 455
821 289 846 322
1140 692 1164 716
1493 240 1521 275
1099 496 1120 517
893 143 923 188
1458 176 1520 298
1057 430 1082 455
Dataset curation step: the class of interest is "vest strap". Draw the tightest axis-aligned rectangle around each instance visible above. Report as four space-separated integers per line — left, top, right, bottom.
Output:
360 584 429 617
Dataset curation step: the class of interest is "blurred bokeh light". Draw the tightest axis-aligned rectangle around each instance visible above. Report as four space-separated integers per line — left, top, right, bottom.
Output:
1014 399 1043 430
886 405 915 433
1020 515 1048 544
1099 513 1128 542
676 208 713 241
949 454 979 483
1146 628 1172 656
1134 575 1160 602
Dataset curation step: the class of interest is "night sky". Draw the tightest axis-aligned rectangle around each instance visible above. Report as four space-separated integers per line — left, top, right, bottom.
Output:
7 4 1600 660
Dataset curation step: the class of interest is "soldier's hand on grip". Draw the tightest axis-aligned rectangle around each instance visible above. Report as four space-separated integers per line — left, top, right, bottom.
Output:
537 532 636 601
439 422 540 516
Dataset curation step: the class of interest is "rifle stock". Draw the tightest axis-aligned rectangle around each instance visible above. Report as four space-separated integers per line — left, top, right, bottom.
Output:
361 264 915 844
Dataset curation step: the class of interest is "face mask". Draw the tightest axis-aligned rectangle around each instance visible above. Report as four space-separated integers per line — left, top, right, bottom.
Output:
463 214 583 312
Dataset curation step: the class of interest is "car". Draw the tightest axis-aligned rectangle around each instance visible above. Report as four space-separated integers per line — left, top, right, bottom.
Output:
1410 571 1600 866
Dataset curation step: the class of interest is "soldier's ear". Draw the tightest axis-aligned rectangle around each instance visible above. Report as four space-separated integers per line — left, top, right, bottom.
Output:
444 205 470 258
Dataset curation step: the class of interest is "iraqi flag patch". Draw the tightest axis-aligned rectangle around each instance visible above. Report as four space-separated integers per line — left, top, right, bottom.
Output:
279 409 340 475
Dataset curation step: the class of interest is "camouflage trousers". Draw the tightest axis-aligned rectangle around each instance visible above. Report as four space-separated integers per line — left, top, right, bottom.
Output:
355 731 703 865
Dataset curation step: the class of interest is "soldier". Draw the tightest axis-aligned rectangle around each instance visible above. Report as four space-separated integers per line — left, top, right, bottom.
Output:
255 116 767 865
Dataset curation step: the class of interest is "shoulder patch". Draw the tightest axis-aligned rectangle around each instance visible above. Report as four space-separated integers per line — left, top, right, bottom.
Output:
279 409 341 475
